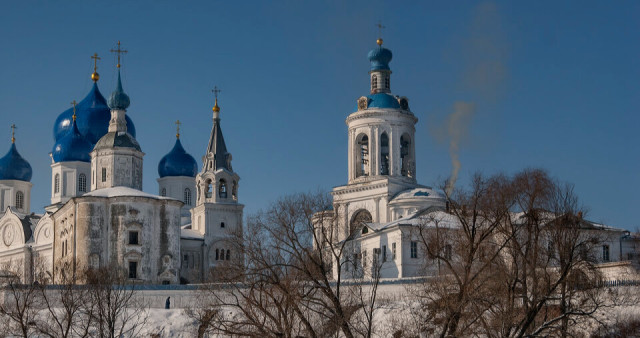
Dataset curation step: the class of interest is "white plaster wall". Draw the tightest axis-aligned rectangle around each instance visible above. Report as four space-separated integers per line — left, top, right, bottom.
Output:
0 180 32 214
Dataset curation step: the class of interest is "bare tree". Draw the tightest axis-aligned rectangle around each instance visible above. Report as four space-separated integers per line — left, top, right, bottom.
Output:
0 260 42 338
83 264 148 338
191 191 382 338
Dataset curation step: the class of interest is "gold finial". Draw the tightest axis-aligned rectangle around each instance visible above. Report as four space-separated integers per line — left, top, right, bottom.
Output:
91 53 101 82
175 120 181 139
71 100 78 121
110 41 128 68
211 86 221 113
376 21 385 45
10 124 16 144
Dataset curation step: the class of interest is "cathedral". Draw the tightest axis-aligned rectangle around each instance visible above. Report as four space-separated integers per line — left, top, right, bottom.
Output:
0 39 637 285
0 43 242 284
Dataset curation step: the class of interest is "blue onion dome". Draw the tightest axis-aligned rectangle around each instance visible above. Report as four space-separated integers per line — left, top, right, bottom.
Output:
51 116 93 163
107 70 130 110
158 138 198 178
366 93 401 109
368 41 393 71
53 82 136 144
0 143 32 182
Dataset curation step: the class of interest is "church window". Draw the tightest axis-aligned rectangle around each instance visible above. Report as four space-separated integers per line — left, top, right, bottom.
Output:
226 249 230 261
410 241 418 259
219 179 227 198
380 132 389 175
15 191 24 210
382 245 387 262
350 209 372 235
602 245 610 262
356 134 369 177
400 134 412 177
184 254 188 262
184 188 192 205
232 181 237 200
54 174 60 193
371 74 378 91
101 168 106 182
205 180 213 198
220 222 225 228
128 231 139 245
161 188 166 197
128 261 138 279
392 242 396 260
78 174 87 192
384 75 390 90
215 249 219 260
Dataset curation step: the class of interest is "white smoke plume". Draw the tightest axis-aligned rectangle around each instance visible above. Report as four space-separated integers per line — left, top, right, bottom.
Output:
445 102 475 196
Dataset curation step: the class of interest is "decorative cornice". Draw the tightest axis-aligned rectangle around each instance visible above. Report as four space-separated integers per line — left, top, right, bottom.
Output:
346 109 417 125
332 181 388 196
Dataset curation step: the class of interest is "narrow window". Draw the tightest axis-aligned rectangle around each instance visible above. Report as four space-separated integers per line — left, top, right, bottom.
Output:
101 168 107 182
161 188 166 197
363 250 367 268
232 181 237 200
371 74 378 91
384 75 390 90
411 241 418 259
356 134 369 177
444 244 452 260
54 174 60 193
128 231 139 245
205 180 213 198
128 261 138 279
382 245 387 262
226 250 230 261
15 191 24 210
215 249 219 260
78 173 87 192
220 222 225 228
184 188 192 205
400 134 411 177
603 245 610 262
184 254 189 262
392 242 396 260
219 179 227 198
380 132 389 175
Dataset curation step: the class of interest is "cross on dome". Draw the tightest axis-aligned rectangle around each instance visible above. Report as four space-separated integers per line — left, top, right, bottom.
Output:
71 100 78 121
10 124 16 143
211 86 221 116
376 21 386 45
91 53 101 82
175 120 181 139
110 41 128 68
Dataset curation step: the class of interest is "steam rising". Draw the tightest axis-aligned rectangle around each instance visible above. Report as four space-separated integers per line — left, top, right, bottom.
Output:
439 1 507 195
445 102 475 196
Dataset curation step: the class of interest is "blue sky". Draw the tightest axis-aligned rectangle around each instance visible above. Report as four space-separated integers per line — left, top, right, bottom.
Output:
0 1 638 230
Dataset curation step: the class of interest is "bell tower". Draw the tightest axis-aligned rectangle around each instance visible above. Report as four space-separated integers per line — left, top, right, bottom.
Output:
191 87 244 275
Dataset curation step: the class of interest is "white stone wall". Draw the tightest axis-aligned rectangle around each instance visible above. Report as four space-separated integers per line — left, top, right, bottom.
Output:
0 180 32 214
90 148 144 191
157 176 196 223
50 161 90 206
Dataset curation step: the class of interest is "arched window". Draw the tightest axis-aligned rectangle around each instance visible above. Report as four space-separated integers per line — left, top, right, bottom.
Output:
356 134 369 177
350 209 372 235
205 179 213 198
54 174 60 194
15 191 24 210
400 134 412 177
380 132 389 175
101 168 107 182
232 181 237 200
161 188 166 197
219 179 227 198
184 188 192 205
371 74 378 91
78 174 87 192
226 250 230 261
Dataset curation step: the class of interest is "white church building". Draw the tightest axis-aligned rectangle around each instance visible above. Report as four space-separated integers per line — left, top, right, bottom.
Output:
0 44 242 284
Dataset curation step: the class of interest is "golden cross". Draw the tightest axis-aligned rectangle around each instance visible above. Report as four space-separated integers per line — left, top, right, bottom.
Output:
211 86 221 100
91 53 100 72
376 21 386 38
10 124 16 143
110 41 128 68
175 120 181 139
71 100 78 121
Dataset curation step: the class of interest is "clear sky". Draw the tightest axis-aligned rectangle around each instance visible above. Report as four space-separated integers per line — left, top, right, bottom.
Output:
0 1 638 230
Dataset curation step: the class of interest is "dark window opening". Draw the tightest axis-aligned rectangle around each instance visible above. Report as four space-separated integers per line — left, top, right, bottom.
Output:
220 222 225 228
380 132 389 175
78 174 87 192
219 179 227 198
128 261 138 279
411 241 418 259
128 231 139 245
101 168 107 182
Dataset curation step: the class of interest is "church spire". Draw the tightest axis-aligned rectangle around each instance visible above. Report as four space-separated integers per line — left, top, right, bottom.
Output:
205 86 231 172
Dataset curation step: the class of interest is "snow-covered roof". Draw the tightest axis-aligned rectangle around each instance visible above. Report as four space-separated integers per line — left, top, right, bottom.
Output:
84 186 177 200
390 187 443 202
180 225 204 240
